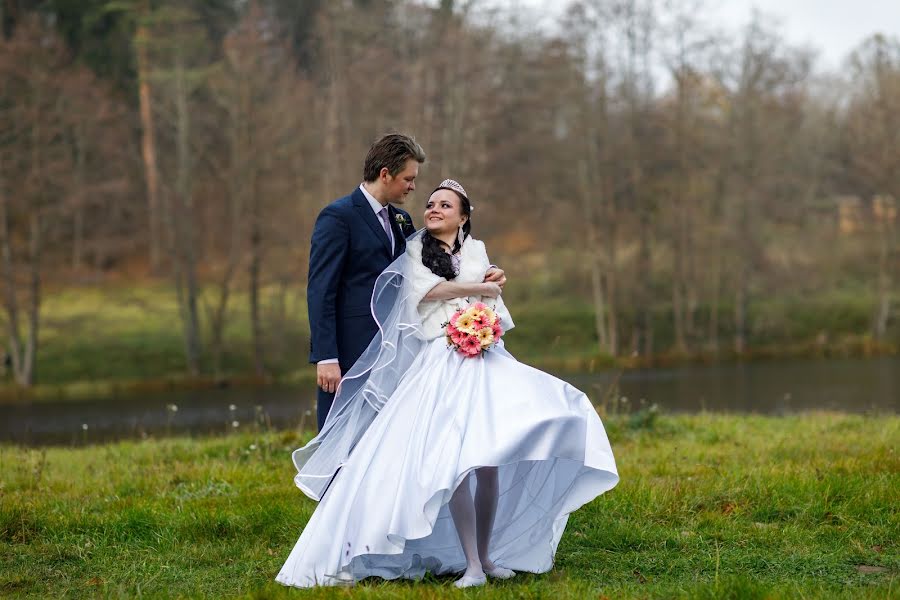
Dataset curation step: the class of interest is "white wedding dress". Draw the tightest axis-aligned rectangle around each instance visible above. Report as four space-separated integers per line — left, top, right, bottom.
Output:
276 236 619 588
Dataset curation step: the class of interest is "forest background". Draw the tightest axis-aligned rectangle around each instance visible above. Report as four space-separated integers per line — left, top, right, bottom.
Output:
0 0 897 392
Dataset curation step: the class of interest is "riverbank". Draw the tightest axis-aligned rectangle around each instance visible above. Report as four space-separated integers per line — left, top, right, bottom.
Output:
1 413 897 598
0 283 895 404
2 340 895 408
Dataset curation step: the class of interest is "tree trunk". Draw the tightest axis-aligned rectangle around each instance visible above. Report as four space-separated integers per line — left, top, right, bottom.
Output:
708 251 721 354
207 196 241 378
136 4 162 272
0 204 42 387
207 75 248 378
604 179 619 356
707 162 729 355
637 203 653 357
685 205 698 339
734 276 747 354
872 200 892 341
734 208 749 355
577 158 609 352
172 47 201 375
22 213 41 385
249 189 265 376
0 184 23 382
320 7 343 200
672 246 687 353
671 74 689 354
72 123 85 269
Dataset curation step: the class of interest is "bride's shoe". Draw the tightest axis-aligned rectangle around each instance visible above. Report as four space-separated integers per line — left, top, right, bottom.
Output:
330 568 355 587
454 573 487 588
484 565 516 579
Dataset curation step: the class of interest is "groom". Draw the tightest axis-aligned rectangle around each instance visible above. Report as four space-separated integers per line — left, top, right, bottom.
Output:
307 133 504 430
307 133 422 430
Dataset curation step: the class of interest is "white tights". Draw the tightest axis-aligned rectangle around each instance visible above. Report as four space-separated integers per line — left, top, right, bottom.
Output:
448 467 500 579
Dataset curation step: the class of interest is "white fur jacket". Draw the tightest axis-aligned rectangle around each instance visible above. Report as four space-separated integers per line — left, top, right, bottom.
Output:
405 236 514 341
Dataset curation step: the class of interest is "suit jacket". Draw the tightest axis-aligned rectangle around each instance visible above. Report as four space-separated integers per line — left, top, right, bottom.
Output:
307 187 418 370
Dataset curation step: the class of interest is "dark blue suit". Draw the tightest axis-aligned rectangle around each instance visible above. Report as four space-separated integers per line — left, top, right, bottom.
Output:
308 187 417 430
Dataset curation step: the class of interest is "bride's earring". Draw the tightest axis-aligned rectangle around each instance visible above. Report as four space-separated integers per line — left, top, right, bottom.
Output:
457 224 465 247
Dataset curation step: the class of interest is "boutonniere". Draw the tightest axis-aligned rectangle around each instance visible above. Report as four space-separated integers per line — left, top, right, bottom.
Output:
394 213 410 228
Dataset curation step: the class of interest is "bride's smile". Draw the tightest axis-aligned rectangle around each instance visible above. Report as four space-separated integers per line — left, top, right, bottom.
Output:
424 189 468 241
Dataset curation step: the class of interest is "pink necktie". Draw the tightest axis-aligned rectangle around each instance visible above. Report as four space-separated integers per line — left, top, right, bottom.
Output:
378 207 394 251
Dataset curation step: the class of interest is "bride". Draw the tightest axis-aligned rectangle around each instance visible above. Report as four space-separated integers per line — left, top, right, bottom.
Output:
276 179 619 588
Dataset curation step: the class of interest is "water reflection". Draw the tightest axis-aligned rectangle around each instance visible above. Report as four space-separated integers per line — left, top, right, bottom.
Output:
1 356 896 446
565 355 897 415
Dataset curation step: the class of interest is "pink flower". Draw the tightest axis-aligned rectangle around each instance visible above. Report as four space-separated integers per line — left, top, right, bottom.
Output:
451 329 466 345
492 322 503 338
459 336 482 357
449 311 460 327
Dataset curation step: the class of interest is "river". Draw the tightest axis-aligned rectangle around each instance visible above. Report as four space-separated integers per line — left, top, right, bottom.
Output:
1 356 896 446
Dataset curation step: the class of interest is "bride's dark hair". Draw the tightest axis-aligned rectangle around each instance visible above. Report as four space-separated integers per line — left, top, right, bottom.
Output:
421 188 472 280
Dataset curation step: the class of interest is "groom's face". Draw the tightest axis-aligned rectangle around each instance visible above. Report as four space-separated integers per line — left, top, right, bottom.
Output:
383 159 419 204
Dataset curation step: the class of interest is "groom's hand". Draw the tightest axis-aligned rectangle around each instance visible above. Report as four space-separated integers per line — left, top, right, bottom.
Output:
483 267 506 289
317 363 342 394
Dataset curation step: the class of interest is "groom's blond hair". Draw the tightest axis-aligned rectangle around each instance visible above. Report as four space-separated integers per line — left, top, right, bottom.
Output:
363 133 426 182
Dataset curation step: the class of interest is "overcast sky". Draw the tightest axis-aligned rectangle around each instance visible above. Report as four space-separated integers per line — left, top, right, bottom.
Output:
709 0 900 68
494 0 900 70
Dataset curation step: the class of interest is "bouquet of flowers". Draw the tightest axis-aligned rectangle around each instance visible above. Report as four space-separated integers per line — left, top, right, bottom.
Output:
443 302 504 358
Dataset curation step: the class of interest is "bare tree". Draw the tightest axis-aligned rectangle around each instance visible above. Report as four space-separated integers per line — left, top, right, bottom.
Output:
658 0 719 353
100 0 166 272
565 1 619 355
146 4 217 375
63 68 133 272
605 0 659 357
136 0 163 272
0 18 88 385
206 0 308 377
845 35 900 342
717 12 812 353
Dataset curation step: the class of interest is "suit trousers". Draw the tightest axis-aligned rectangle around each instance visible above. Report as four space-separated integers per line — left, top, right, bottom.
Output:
317 385 337 431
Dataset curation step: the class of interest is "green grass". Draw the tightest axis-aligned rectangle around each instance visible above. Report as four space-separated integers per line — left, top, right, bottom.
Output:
32 283 310 383
0 283 316 401
1 413 897 598
504 289 899 370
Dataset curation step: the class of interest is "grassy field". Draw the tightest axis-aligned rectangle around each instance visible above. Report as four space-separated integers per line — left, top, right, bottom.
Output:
14 283 310 386
1 281 896 402
1 413 897 598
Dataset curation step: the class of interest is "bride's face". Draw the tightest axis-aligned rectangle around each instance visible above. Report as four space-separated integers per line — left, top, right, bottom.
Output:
424 189 467 235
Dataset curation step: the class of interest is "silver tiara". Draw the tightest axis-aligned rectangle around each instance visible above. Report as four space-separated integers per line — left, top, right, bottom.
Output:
437 178 471 208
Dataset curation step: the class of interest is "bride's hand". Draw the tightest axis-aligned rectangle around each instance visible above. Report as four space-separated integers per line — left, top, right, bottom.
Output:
483 267 506 289
479 282 502 298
